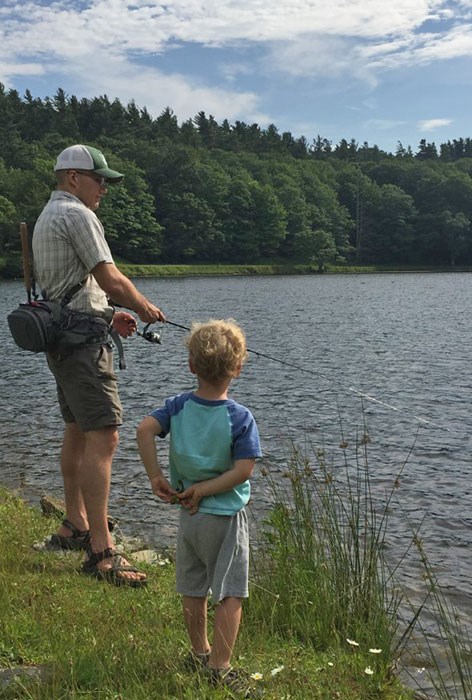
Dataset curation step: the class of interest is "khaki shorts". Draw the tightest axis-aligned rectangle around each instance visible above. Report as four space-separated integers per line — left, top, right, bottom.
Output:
47 343 123 432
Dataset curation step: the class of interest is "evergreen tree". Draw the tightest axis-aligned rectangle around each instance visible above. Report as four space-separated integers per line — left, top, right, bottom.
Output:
1 84 472 272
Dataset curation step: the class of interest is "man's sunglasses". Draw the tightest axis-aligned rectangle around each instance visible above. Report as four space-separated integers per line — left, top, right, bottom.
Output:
71 170 107 187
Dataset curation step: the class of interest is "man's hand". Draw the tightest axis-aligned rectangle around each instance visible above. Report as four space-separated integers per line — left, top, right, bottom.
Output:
137 301 166 325
112 311 137 338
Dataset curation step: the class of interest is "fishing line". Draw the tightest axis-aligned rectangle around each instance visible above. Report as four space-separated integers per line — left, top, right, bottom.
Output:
145 319 455 434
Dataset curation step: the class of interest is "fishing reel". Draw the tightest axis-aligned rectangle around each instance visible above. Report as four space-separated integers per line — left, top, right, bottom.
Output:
138 323 162 344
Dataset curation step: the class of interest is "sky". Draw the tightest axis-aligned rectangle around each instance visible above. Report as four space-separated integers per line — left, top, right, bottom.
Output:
1 0 472 154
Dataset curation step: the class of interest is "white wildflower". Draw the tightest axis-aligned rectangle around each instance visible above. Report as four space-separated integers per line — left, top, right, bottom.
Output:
364 667 374 675
271 665 284 676
346 638 359 647
368 648 382 654
250 672 263 681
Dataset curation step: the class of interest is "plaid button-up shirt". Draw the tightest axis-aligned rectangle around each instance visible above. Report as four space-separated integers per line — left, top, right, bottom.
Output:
32 190 114 319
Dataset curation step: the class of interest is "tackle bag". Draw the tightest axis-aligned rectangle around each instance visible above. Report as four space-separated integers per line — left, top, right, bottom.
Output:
7 299 110 353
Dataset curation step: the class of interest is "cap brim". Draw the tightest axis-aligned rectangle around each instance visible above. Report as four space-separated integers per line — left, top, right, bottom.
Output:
94 168 124 183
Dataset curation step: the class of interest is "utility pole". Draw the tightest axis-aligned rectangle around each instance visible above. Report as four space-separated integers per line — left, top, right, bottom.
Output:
355 163 362 263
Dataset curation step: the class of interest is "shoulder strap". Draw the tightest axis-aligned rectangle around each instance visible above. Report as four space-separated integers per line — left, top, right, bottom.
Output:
40 279 86 305
61 280 86 307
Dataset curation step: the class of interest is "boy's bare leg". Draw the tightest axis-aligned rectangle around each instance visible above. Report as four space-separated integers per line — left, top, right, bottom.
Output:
209 597 242 669
183 596 211 654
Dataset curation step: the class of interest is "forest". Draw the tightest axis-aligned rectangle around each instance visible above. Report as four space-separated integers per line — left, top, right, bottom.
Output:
2 84 472 275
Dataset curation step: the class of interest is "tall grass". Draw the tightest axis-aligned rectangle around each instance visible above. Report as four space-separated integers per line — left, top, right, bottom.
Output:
404 530 472 700
248 431 419 693
248 429 472 700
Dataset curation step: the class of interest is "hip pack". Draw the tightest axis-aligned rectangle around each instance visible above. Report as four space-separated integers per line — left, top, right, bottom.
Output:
7 288 110 354
9 224 116 358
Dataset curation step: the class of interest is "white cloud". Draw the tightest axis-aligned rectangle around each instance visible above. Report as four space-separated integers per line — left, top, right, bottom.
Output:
63 55 270 124
418 117 453 130
0 1 466 60
413 25 472 61
0 62 44 80
219 63 252 83
266 35 377 84
365 118 408 131
0 0 470 131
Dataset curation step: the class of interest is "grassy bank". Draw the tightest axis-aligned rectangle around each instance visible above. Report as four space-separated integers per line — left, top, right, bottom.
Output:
0 446 413 700
117 263 472 278
3 255 472 281
118 262 320 277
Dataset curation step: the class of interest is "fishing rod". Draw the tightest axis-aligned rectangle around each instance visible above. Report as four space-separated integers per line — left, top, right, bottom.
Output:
150 319 332 372
138 319 452 433
139 318 324 371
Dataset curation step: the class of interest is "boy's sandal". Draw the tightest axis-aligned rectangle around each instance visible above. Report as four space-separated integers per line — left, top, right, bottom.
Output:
183 650 211 672
208 667 255 698
48 518 91 551
81 547 147 588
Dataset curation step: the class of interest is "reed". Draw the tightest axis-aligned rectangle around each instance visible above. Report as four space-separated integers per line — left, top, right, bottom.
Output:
248 431 411 698
404 530 472 700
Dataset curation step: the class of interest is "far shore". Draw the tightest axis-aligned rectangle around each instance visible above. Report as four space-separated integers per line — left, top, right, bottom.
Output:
2 258 472 281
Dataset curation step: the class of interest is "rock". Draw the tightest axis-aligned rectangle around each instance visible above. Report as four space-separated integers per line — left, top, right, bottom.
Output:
131 549 172 565
39 494 116 531
39 494 64 519
0 664 51 691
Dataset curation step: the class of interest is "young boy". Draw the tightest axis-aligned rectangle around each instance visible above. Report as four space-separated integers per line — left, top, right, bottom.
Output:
136 319 262 692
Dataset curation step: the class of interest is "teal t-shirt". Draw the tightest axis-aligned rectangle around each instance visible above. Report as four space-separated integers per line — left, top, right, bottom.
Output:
150 392 262 515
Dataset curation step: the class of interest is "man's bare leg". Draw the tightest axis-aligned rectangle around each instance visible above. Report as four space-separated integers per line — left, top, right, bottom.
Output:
56 424 144 583
81 426 145 583
79 426 116 553
56 422 88 536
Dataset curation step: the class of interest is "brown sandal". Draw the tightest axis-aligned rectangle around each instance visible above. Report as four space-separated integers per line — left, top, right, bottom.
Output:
48 518 91 551
82 547 147 588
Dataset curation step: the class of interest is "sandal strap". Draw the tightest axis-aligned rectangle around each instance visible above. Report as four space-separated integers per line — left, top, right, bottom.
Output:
87 547 116 564
62 518 90 539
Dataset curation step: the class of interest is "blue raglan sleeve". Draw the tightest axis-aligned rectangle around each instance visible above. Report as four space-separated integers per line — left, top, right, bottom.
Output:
228 403 262 460
149 392 193 438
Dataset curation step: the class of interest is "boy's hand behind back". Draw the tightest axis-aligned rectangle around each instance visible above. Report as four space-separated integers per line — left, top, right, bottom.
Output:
177 459 255 515
150 474 176 502
177 484 205 514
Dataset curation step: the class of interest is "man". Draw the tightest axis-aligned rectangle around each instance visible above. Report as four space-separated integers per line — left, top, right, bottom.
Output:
33 144 165 587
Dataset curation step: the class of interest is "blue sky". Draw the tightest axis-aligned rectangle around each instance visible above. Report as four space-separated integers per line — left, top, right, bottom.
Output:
1 0 472 154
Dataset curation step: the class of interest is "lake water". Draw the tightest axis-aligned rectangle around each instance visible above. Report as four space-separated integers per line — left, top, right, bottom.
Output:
1 273 471 696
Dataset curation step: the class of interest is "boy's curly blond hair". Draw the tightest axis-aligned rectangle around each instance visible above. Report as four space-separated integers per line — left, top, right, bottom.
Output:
185 319 247 383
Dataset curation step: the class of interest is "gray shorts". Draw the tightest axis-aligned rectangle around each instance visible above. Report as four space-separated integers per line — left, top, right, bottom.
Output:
176 508 249 603
46 343 123 432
